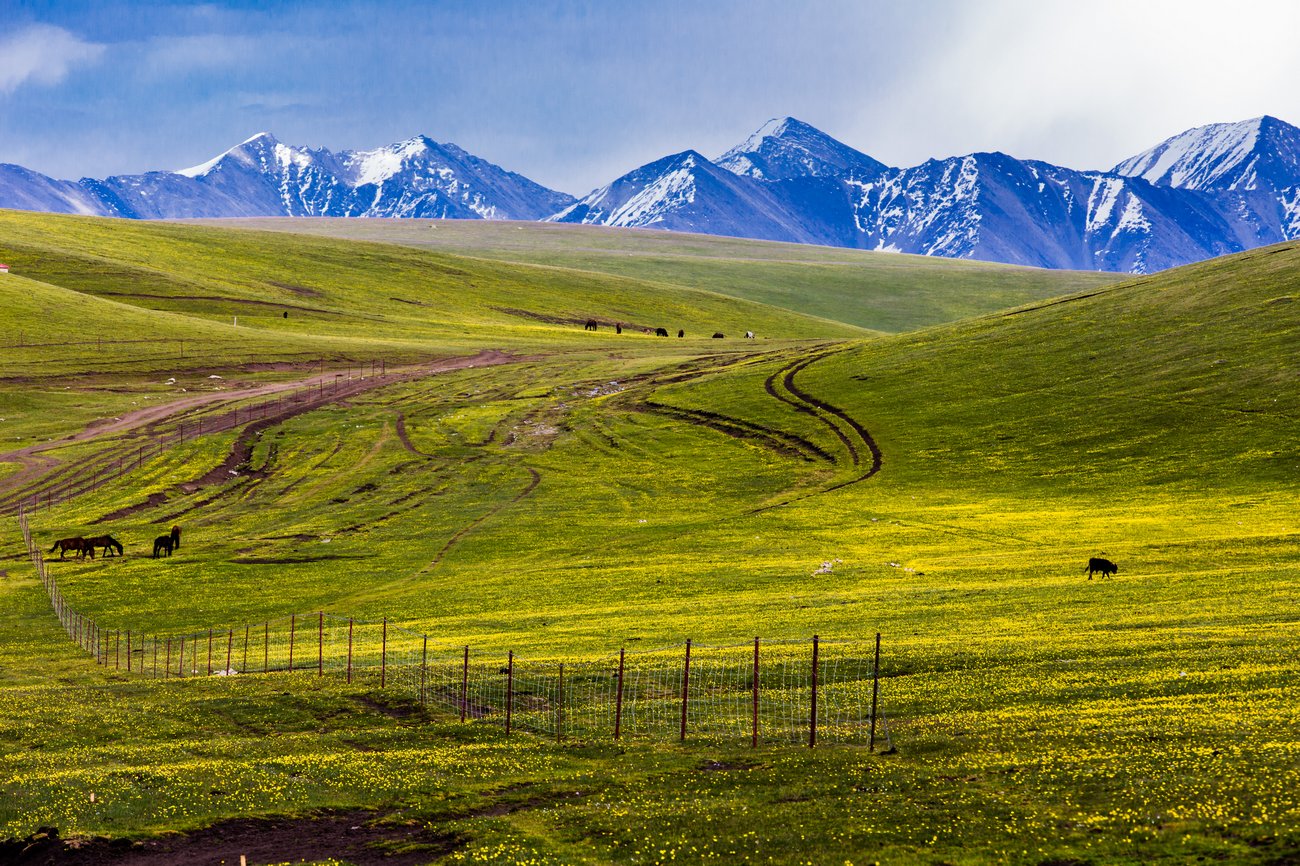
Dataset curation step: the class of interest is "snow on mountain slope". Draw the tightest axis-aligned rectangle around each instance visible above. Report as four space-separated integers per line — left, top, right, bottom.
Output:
0 164 109 215
716 117 886 182
1113 116 1300 193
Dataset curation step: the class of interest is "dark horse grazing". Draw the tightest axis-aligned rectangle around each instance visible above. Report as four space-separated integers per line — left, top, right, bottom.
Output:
49 537 88 560
584 319 598 331
153 535 175 558
654 327 669 337
1086 557 1118 579
170 525 181 550
84 535 124 557
712 332 725 339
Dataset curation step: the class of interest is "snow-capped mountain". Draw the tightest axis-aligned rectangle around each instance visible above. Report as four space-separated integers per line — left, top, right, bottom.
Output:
0 133 573 222
4 116 1300 273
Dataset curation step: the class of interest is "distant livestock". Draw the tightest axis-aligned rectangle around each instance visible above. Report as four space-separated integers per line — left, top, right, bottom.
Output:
677 329 685 338
153 535 175 558
84 534 124 558
712 332 725 339
584 320 598 331
655 327 669 337
1086 557 1118 579
745 331 754 339
615 323 622 334
49 537 89 560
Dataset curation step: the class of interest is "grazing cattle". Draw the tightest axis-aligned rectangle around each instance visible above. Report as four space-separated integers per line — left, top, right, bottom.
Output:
49 537 87 560
84 535 124 558
677 329 685 338
1086 557 1118 579
655 327 669 337
153 535 174 558
744 330 755 339
712 332 725 339
584 319 598 331
615 323 622 334
171 525 181 550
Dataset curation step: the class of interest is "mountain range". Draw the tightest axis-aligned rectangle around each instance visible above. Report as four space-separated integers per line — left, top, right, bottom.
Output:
4 116 1299 274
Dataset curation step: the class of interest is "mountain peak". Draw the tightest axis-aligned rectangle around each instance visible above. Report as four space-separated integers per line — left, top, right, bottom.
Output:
174 131 282 178
1113 115 1300 192
717 118 886 182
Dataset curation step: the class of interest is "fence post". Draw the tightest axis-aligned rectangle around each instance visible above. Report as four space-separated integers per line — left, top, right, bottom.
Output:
289 614 296 672
347 618 353 684
166 638 171 679
126 630 131 672
153 638 158 678
178 637 185 677
557 663 565 742
243 625 249 674
870 632 881 753
207 628 214 676
615 648 625 741
460 645 469 722
809 635 819 749
381 617 387 688
680 639 692 742
226 629 233 674
264 621 269 673
318 612 323 677
505 650 514 736
752 636 760 748
420 635 428 704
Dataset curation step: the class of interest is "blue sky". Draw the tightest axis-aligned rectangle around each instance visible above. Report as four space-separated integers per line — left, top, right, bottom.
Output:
3 0 1299 195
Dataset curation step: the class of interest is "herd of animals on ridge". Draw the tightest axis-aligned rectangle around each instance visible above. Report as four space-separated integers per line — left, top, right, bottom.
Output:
583 320 754 340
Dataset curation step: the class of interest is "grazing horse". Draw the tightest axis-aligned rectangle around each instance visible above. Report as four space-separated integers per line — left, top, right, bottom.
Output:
654 327 669 337
170 525 181 550
584 319 598 331
677 329 685 338
84 535 124 558
49 537 87 560
1086 557 1118 579
153 535 174 558
745 330 755 339
615 323 622 334
712 332 725 339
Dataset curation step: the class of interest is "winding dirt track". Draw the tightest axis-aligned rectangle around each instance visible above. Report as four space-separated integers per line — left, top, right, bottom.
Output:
0 350 522 514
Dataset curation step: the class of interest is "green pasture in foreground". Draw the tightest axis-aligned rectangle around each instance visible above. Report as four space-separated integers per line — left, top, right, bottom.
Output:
0 211 1298 864
186 217 1122 333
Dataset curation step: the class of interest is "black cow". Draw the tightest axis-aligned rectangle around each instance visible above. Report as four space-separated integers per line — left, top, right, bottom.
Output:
655 327 669 337
1086 557 1118 579
584 320 598 331
712 332 725 339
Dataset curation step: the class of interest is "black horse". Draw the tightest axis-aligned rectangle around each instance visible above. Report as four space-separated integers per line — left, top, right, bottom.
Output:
677 329 685 338
153 535 174 558
654 327 669 337
49 537 87 560
712 332 725 339
584 319 598 331
84 535 124 557
1086 557 1118 579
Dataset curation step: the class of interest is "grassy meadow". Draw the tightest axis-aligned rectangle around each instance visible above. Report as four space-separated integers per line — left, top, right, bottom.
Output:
0 210 1297 864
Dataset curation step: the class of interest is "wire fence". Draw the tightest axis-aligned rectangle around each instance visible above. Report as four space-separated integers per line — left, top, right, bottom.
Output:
0 361 389 517
16 509 891 750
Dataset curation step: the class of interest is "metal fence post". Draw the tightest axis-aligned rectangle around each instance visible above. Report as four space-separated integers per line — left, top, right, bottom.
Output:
347 618 353 684
381 617 387 688
420 635 428 704
557 663 564 742
680 639 692 742
460 645 469 722
614 648 625 741
752 636 760 748
809 635 819 748
505 650 514 735
207 628 213 675
870 632 881 753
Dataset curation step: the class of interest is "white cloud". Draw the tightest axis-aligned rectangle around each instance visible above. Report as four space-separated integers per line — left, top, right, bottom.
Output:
0 24 106 95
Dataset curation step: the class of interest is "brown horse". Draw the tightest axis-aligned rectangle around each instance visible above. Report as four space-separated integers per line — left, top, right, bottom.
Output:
170 525 181 550
84 535 124 557
153 535 174 558
49 537 88 560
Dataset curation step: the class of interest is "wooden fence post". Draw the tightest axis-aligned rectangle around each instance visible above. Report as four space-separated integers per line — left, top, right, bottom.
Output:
207 628 213 675
347 618 353 684
289 614 296 672
680 639 692 742
263 621 269 673
166 638 171 679
226 629 233 674
243 625 249 673
505 650 514 736
178 637 185 677
420 635 428 704
126 630 132 672
317 612 323 677
752 636 760 748
614 648 625 741
557 663 564 743
381 618 387 688
809 635 820 749
460 645 469 722
870 632 881 753
153 638 158 678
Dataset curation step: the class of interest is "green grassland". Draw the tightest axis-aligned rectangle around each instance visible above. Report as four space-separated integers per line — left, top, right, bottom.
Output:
1 210 1298 864
183 217 1122 333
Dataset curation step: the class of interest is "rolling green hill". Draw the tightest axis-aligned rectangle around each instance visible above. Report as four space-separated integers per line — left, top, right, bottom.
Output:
184 217 1122 333
0 209 1297 864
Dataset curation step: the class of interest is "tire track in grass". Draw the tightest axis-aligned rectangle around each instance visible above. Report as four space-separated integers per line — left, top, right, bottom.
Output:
423 466 541 571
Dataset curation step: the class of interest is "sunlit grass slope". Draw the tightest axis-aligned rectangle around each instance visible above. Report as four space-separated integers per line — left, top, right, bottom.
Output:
0 209 867 353
187 217 1122 333
1 220 1298 863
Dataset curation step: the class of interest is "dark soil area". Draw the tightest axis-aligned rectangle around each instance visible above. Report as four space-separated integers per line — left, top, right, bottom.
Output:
0 812 465 865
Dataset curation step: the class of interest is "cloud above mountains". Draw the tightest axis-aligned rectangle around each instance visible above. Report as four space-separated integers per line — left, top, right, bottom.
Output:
0 24 105 95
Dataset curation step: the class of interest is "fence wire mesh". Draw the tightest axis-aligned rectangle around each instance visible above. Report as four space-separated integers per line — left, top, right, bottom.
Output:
18 509 889 749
